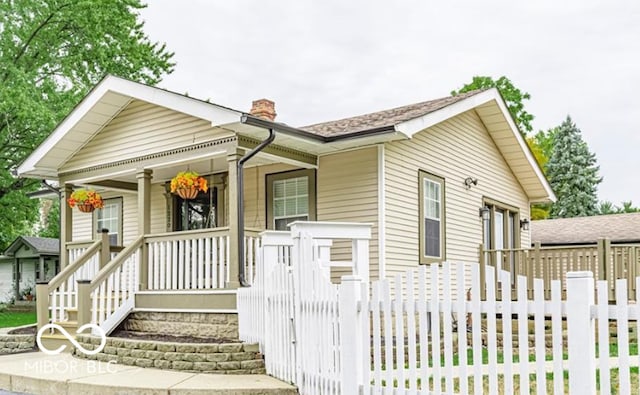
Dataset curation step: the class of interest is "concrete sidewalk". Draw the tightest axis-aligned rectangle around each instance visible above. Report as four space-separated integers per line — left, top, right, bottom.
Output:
0 352 297 395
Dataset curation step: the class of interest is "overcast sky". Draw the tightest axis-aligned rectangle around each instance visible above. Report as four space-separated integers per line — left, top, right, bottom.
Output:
139 1 640 205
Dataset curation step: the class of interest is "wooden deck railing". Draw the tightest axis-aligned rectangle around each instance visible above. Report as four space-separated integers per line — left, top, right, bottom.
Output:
479 239 640 301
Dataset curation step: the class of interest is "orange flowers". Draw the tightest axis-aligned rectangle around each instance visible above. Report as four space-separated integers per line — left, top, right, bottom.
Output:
67 189 104 209
170 171 208 194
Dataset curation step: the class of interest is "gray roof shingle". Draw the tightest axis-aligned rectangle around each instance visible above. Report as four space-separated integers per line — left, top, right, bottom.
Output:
5 236 60 255
531 213 640 245
300 90 485 138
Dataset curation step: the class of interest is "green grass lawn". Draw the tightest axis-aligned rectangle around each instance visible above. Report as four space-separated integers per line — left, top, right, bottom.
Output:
0 311 37 328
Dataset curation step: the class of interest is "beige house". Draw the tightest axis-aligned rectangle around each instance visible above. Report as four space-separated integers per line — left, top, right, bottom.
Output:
19 76 553 335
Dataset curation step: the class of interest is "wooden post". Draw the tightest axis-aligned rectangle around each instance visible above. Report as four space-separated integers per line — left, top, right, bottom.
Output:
35 281 49 330
137 169 152 290
531 242 540 299
60 184 73 270
566 271 596 395
598 238 612 300
76 280 91 326
99 229 110 270
226 149 242 288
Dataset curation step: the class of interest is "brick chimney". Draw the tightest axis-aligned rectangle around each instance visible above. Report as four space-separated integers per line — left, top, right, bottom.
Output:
250 98 277 121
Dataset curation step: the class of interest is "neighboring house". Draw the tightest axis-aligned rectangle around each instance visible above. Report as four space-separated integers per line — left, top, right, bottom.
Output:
532 212 640 246
17 75 553 333
0 236 59 303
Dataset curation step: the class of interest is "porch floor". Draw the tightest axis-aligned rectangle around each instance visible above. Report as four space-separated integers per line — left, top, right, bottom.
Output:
0 352 297 395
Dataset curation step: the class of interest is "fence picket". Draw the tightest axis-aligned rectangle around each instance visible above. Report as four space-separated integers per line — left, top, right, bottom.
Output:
533 279 545 395
382 279 394 391
417 266 430 392
394 274 406 392
551 279 564 395
405 270 417 393
471 264 483 395
517 275 530 395
500 269 514 395
485 265 498 395
441 263 454 394
597 280 611 395
372 281 382 388
455 263 468 395
616 279 630 394
430 264 442 395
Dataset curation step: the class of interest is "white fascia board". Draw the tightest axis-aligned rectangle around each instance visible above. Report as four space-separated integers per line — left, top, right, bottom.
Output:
18 75 243 177
394 88 556 203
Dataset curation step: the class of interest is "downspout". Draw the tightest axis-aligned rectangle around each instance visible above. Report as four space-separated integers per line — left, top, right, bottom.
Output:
236 120 276 287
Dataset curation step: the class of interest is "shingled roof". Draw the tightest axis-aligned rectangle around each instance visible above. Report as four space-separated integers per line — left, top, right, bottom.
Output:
301 90 485 138
4 236 59 255
531 213 640 245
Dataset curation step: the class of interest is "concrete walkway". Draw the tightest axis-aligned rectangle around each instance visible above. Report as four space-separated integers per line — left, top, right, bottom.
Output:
0 352 297 395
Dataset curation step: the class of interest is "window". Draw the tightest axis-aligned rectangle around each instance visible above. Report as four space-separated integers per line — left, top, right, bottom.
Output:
419 171 445 263
266 169 316 230
482 199 520 274
95 198 122 245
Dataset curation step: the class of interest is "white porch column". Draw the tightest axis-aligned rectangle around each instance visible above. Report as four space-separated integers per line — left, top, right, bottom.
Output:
137 169 152 289
60 184 73 270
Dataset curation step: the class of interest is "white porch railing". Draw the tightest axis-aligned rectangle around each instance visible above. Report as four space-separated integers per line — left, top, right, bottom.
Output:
145 227 261 290
84 236 142 334
47 240 102 323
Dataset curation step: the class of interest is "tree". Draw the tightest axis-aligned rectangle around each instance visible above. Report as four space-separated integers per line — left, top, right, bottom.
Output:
547 116 602 218
39 199 60 238
597 201 618 215
451 76 534 136
0 0 174 249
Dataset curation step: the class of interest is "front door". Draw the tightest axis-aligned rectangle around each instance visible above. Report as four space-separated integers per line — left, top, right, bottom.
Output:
172 173 225 231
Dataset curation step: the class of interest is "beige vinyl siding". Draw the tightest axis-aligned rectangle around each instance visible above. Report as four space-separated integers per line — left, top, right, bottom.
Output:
150 184 169 234
317 147 379 282
384 110 530 281
71 206 93 241
243 164 298 230
62 100 234 172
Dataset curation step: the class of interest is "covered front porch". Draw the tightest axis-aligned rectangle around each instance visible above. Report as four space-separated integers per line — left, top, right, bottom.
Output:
37 126 317 338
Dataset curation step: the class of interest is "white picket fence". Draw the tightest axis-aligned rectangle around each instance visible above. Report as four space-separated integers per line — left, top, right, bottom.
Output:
238 221 640 395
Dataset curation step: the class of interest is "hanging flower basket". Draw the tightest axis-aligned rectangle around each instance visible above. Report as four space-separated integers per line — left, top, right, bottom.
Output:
176 187 199 200
77 203 96 213
67 189 104 213
171 171 208 200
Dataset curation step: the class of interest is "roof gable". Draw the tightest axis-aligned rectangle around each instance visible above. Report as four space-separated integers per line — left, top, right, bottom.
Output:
5 236 59 255
18 75 243 179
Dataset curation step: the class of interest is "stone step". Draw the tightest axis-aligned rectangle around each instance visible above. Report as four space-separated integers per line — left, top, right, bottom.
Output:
119 311 239 341
73 334 266 375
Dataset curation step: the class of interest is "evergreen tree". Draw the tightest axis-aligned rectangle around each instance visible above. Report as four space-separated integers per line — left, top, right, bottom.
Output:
547 116 602 218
